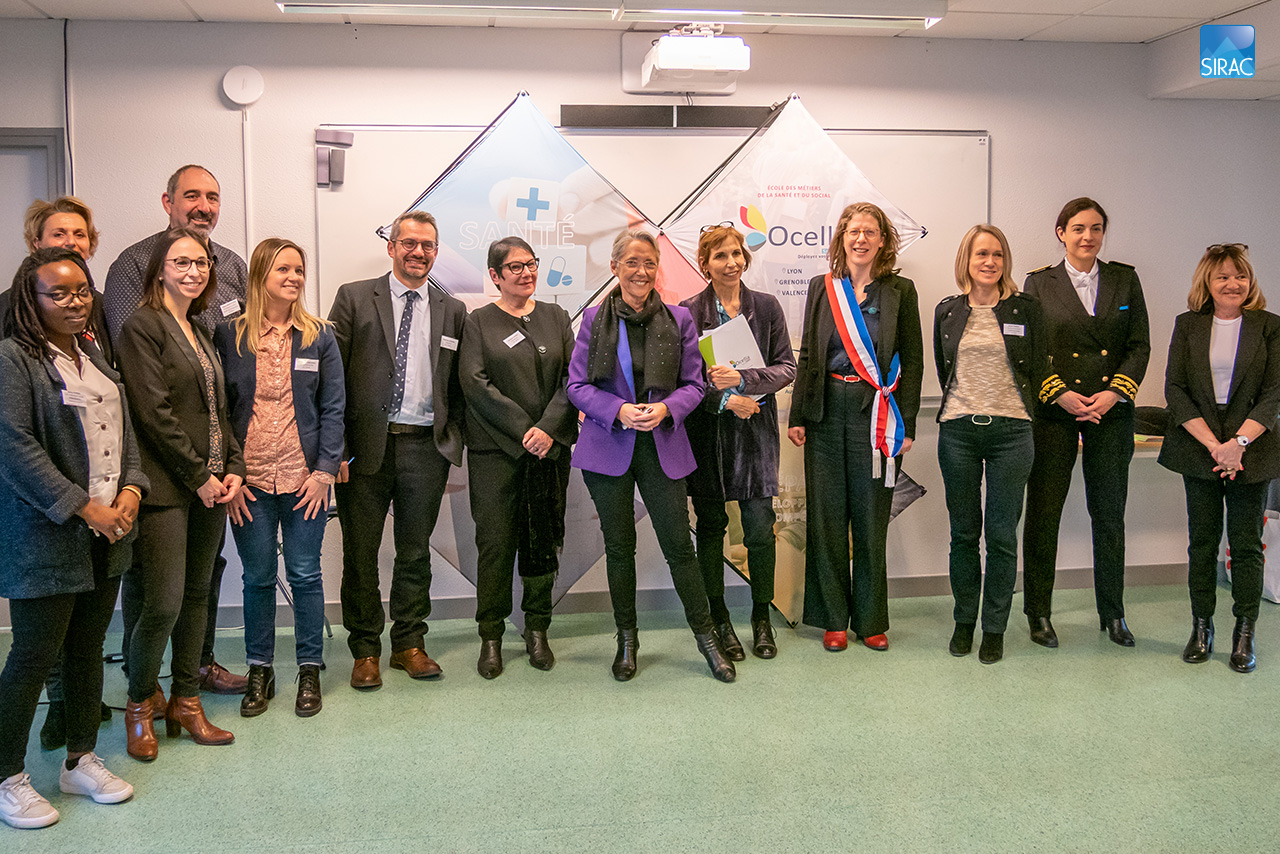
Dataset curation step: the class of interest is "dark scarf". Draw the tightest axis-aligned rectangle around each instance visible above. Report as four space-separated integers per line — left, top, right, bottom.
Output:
586 286 681 399
517 456 568 578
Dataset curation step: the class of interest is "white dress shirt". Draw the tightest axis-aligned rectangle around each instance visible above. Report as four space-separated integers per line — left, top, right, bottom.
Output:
51 341 123 507
388 271 434 425
1065 259 1100 317
1210 315 1242 405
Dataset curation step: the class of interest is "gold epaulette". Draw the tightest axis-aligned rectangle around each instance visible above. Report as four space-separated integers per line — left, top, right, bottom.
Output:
1026 264 1053 276
1109 374 1139 400
1039 374 1067 403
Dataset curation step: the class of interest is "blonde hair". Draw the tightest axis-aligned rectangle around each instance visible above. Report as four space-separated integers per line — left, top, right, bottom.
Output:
1188 244 1265 313
23 196 100 258
954 224 1018 301
234 238 330 355
828 202 899 281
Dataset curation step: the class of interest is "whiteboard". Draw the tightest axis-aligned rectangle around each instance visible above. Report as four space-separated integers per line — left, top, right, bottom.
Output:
314 124 989 397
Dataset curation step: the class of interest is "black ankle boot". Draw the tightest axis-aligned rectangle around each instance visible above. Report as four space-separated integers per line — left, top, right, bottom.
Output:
525 629 555 671
1101 617 1135 647
978 632 1004 664
949 622 975 657
240 664 275 717
1229 616 1257 673
612 628 639 681
1028 615 1058 649
295 664 322 717
694 632 736 683
40 700 66 751
1181 617 1214 664
477 639 503 679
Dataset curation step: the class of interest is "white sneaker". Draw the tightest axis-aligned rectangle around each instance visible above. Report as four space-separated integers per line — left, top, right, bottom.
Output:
58 753 134 804
0 772 59 829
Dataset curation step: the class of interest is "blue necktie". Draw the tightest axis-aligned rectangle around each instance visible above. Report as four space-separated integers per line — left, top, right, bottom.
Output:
389 289 419 419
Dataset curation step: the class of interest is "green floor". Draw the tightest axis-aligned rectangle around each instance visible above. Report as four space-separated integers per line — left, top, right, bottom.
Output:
4 583 1277 853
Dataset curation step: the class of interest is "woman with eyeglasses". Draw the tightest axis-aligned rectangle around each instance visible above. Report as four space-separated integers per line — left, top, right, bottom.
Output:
0 249 146 829
459 237 577 679
1159 243 1279 673
217 238 345 715
116 228 244 760
568 229 736 683
934 226 1050 664
1021 197 1150 649
679 223 795 660
787 202 923 653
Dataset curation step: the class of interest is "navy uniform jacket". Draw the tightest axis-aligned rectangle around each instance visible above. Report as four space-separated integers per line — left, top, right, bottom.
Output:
932 289 1055 421
1023 259 1150 419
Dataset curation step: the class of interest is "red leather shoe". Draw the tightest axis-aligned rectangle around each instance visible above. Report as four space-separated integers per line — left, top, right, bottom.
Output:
862 633 889 651
823 631 848 651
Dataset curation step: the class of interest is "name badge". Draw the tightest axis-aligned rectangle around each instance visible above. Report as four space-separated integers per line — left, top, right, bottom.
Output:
220 299 241 318
61 389 88 407
295 357 319 372
440 335 459 351
1003 323 1025 337
503 330 526 349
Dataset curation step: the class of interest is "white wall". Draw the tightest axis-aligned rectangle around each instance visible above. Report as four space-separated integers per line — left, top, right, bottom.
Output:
2 19 1278 621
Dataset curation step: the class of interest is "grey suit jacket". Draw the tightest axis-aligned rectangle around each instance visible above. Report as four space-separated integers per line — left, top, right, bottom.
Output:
328 274 466 471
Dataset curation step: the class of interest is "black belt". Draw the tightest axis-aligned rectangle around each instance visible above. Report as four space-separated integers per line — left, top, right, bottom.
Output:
388 422 431 435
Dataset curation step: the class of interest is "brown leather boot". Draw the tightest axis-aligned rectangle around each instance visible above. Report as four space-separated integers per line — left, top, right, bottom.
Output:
165 695 234 745
149 683 168 721
125 698 158 761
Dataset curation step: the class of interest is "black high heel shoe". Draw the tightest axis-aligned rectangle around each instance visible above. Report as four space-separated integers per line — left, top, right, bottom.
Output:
1229 616 1256 673
694 632 736 683
1101 617 1135 647
612 628 639 681
1181 617 1214 664
240 665 275 717
1028 615 1058 649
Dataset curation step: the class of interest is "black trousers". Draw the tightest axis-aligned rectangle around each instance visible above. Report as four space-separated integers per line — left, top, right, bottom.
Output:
0 539 119 778
802 380 893 636
582 431 713 634
336 431 451 659
1184 475 1267 622
1022 407 1134 620
691 495 777 611
468 449 564 641
126 500 227 701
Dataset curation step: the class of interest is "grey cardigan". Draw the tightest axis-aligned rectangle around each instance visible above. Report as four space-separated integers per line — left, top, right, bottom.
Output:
0 336 148 599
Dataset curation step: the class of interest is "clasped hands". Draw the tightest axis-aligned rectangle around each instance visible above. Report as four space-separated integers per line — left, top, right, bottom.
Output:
1055 389 1120 423
618 402 670 432
708 364 759 420
77 488 142 544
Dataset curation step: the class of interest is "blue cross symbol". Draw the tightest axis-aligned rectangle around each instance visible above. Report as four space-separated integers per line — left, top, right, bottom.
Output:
515 187 551 221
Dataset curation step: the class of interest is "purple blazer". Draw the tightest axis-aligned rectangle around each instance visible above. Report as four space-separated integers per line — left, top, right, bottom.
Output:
567 302 705 479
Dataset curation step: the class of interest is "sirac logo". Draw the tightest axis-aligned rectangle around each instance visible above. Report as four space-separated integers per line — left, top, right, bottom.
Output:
739 204 767 250
1200 25 1255 79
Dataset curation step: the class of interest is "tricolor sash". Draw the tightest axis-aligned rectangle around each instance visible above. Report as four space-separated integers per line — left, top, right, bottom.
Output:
825 273 905 486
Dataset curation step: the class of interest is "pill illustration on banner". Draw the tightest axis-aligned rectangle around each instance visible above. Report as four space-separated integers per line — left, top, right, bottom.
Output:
545 255 571 288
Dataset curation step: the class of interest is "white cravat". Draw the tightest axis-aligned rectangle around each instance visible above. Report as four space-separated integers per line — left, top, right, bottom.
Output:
1064 259 1099 316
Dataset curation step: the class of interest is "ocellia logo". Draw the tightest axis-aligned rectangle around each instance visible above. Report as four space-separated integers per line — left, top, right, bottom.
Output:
739 204 767 250
737 203 837 252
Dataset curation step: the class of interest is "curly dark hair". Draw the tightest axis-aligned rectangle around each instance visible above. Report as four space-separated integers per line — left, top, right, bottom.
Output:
4 247 96 360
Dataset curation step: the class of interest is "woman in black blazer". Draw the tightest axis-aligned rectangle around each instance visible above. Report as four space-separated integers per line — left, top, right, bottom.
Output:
459 237 577 679
1159 244 1280 673
0 249 145 828
934 226 1051 664
787 202 924 653
116 228 244 761
680 224 795 660
1022 197 1150 648
217 238 345 716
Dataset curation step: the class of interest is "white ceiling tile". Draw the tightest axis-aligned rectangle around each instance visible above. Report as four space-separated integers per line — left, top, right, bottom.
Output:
189 0 308 23
898 10 1071 39
0 0 45 16
25 0 197 19
948 0 1098 12
1026 15 1202 42
1085 0 1257 19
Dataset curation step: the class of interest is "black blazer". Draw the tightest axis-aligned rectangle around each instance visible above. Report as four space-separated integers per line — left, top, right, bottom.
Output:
0 287 114 366
214 323 347 478
933 290 1054 421
1024 260 1150 420
789 272 923 440
458 300 578 460
327 275 466 472
0 336 148 599
116 304 245 507
1158 308 1280 483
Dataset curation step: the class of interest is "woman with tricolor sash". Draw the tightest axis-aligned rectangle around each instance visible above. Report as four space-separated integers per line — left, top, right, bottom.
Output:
787 202 923 653
934 225 1051 664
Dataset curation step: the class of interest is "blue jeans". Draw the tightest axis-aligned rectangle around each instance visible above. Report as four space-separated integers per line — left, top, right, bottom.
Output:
937 415 1034 633
231 486 328 667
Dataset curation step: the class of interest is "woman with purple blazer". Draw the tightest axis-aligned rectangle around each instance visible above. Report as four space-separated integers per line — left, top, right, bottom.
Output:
568 229 736 684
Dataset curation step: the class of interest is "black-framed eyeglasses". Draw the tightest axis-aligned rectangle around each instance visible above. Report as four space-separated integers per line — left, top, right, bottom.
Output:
36 287 93 307
502 258 539 275
167 256 211 273
700 221 735 233
1206 243 1248 254
393 238 438 253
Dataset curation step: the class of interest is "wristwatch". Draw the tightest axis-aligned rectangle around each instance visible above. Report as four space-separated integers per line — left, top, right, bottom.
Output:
1236 435 1251 447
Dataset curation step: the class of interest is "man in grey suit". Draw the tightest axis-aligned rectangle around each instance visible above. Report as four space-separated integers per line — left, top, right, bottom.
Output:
328 210 466 689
